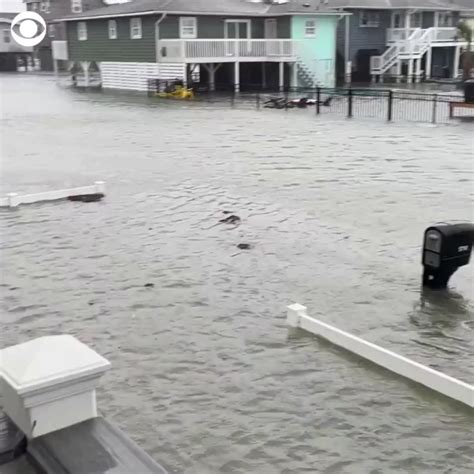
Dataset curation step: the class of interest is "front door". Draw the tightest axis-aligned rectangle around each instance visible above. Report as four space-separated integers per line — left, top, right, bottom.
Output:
225 20 251 55
265 19 277 39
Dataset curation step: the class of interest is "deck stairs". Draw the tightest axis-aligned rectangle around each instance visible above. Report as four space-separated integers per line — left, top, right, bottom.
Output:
296 57 320 88
371 27 450 76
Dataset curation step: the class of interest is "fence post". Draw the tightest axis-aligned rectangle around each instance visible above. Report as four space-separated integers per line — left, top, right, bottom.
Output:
316 87 321 115
347 88 353 118
432 93 438 124
284 90 289 111
256 92 260 110
387 90 393 122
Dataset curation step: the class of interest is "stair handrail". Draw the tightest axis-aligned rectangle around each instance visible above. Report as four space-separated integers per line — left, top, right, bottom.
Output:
370 43 400 74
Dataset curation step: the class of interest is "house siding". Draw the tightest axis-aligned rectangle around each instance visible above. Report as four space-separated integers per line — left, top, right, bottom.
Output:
67 17 157 62
159 15 287 39
422 12 435 29
291 15 339 87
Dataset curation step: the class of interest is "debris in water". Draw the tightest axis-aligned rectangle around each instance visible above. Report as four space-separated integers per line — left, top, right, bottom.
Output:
144 283 154 288
219 215 241 224
237 243 252 250
68 193 104 203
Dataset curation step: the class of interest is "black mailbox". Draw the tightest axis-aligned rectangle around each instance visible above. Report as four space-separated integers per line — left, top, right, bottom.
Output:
464 80 474 104
422 223 474 288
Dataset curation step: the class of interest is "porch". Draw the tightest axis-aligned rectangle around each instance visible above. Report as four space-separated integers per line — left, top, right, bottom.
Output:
386 27 465 47
157 39 297 63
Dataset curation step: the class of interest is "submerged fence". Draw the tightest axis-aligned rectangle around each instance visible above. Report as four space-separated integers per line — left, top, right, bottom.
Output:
147 80 473 125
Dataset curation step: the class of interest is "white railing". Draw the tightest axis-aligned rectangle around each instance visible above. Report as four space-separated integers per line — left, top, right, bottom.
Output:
52 40 68 60
412 28 435 56
370 44 399 74
388 27 461 46
433 27 458 42
158 39 296 61
387 28 418 43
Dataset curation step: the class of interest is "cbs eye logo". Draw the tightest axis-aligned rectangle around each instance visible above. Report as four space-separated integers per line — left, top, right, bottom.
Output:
11 12 47 47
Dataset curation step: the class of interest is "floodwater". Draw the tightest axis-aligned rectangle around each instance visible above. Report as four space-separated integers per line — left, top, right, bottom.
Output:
1 74 473 473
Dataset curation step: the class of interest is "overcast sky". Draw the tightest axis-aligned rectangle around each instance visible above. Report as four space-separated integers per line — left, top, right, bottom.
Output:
0 0 25 12
0 0 132 12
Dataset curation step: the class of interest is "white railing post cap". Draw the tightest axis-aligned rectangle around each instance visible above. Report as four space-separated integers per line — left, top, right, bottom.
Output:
286 303 307 327
0 335 111 438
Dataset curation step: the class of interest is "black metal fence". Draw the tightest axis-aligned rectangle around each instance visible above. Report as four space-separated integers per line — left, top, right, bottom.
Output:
147 80 472 124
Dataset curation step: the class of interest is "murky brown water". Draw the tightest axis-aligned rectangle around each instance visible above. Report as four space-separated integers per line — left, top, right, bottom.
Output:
1 74 473 473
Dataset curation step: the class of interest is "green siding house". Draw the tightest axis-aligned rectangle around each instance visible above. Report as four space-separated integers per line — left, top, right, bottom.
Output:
56 0 346 91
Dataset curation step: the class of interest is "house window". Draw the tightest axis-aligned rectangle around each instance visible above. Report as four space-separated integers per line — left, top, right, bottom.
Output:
411 12 423 28
77 21 87 41
392 12 404 29
130 18 142 39
31 2 39 11
40 1 50 13
360 11 380 28
179 17 197 39
108 20 117 39
48 24 55 38
438 12 453 28
3 29 11 43
304 20 316 37
71 0 83 14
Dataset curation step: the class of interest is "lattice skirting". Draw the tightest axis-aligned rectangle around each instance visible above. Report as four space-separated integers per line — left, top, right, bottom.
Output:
99 62 186 91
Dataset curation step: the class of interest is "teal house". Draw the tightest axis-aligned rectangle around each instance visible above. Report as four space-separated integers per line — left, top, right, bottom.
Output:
56 0 346 91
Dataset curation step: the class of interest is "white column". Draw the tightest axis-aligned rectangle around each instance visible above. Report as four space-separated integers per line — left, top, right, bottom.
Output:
53 59 58 77
453 46 461 79
415 58 422 82
234 62 240 92
426 47 432 79
209 65 215 92
396 60 402 83
291 62 298 89
344 15 351 84
404 11 410 35
80 61 90 88
407 59 414 83
279 62 284 91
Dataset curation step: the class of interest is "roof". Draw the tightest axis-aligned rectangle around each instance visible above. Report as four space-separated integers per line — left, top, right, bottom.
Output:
0 13 18 22
326 0 473 10
58 0 346 22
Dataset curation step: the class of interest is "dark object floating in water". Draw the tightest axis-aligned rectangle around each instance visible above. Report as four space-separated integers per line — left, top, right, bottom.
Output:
144 283 154 288
88 301 94 306
237 243 252 250
68 193 104 203
222 211 232 214
264 96 332 109
220 215 241 224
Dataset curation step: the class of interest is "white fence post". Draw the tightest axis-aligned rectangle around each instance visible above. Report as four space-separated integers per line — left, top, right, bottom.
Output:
94 181 106 195
7 193 19 208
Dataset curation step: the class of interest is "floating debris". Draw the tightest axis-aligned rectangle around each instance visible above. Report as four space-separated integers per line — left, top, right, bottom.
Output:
237 243 252 250
144 283 154 288
68 193 104 203
219 215 241 224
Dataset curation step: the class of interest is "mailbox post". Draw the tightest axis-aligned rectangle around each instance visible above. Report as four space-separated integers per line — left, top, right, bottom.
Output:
422 223 474 289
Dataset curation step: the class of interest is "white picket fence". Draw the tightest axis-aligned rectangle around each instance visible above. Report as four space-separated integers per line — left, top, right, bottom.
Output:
287 303 474 408
0 181 106 208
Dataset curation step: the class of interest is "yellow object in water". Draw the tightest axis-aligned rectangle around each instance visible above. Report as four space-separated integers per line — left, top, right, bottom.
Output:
156 85 194 100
